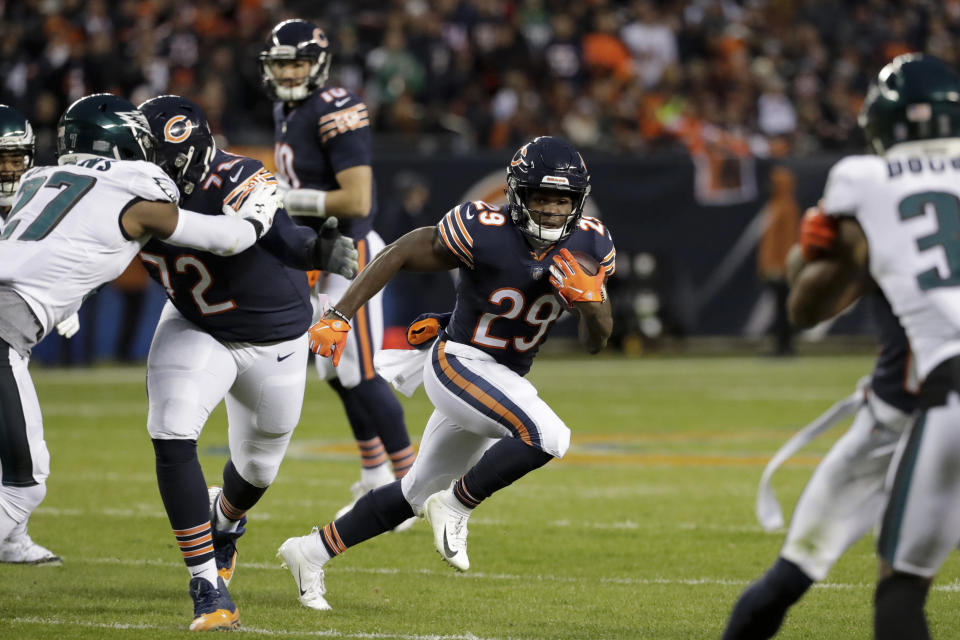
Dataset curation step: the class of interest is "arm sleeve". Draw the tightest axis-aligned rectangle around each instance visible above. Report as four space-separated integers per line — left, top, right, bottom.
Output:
259 209 319 269
164 209 258 256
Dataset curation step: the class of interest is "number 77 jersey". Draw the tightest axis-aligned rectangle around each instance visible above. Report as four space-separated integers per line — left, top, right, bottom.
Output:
437 200 616 376
0 159 178 337
822 151 960 380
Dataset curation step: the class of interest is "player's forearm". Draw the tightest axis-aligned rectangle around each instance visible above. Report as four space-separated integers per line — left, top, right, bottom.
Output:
160 209 258 256
334 236 412 317
575 299 612 354
284 188 370 219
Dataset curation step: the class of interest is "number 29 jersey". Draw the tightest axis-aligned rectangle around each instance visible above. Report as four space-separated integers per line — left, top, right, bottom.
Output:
0 159 177 337
823 149 960 380
437 201 616 376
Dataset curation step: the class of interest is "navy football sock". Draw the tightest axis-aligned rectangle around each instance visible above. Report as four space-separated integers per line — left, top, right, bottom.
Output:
721 557 813 640
874 573 930 640
152 438 214 568
326 480 413 551
330 377 411 459
219 459 267 519
455 437 553 509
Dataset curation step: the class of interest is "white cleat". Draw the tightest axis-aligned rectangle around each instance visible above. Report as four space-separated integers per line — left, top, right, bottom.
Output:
277 528 331 611
0 533 62 566
423 488 471 571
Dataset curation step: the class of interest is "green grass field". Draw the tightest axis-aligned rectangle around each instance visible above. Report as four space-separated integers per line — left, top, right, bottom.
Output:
2 354 959 639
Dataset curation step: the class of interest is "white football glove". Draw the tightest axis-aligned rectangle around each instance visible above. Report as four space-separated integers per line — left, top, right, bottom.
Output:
222 182 281 238
56 313 80 339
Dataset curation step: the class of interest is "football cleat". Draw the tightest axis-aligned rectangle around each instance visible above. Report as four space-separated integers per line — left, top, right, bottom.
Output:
423 486 471 572
0 532 61 566
277 528 331 610
208 486 246 586
188 576 239 631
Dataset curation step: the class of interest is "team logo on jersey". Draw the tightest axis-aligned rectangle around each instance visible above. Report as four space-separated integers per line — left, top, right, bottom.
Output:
163 115 193 143
313 28 328 47
530 265 545 279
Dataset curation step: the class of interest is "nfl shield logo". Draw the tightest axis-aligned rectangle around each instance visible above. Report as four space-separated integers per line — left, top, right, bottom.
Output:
530 265 544 279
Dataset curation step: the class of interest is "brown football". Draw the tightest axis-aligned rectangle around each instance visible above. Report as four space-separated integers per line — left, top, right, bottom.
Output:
568 250 600 276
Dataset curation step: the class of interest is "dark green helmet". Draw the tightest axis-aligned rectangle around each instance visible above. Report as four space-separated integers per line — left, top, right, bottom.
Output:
859 53 960 154
0 104 35 197
57 93 156 163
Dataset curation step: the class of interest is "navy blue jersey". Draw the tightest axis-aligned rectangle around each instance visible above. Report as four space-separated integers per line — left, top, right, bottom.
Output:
868 293 916 414
140 150 312 343
437 201 616 375
272 87 376 240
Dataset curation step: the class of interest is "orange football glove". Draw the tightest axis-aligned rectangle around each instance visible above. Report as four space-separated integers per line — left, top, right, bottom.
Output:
306 270 321 288
307 315 351 366
548 248 605 306
800 206 839 261
407 317 440 347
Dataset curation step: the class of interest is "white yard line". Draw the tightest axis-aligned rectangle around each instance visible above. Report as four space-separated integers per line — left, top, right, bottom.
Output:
4 617 507 640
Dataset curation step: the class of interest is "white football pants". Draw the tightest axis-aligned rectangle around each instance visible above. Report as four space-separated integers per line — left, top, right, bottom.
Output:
146 302 308 487
400 338 570 513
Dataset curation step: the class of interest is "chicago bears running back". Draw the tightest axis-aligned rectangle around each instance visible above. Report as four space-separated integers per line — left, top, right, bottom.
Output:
778 53 960 639
276 136 615 610
261 19 416 513
138 94 358 631
0 92 276 596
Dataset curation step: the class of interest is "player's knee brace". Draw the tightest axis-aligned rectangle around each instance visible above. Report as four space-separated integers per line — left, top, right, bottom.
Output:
874 573 930 640
0 482 46 523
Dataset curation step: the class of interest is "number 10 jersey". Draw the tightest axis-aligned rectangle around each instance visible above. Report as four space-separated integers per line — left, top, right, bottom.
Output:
823 147 960 380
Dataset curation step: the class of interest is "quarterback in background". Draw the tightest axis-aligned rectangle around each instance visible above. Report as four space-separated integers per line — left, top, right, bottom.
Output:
259 19 416 516
277 136 615 611
782 53 960 640
137 95 358 631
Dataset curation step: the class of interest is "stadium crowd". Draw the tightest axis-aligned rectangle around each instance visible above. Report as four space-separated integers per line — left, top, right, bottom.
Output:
1 0 955 159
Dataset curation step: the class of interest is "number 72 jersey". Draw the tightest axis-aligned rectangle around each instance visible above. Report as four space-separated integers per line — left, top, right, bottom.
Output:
822 152 960 380
0 159 178 337
438 201 616 376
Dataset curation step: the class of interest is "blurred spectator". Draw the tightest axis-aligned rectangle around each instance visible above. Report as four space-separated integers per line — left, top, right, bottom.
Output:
1 0 958 156
756 166 800 357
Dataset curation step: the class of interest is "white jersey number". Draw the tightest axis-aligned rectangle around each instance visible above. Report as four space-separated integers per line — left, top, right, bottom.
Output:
1 172 97 241
140 252 238 316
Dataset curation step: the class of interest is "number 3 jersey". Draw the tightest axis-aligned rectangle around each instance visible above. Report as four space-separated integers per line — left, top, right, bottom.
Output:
0 159 177 338
437 201 616 375
140 150 313 344
823 148 960 380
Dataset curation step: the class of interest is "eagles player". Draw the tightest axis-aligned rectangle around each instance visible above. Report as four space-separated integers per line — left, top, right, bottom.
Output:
137 95 358 631
777 54 960 640
277 136 615 610
0 92 277 611
722 291 914 639
260 19 416 516
0 103 64 566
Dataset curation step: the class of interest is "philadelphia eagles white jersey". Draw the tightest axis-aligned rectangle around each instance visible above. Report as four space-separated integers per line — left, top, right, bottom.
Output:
822 142 960 380
0 157 178 337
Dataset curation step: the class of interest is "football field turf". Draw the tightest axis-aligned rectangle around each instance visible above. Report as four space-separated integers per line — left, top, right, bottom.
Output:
2 354 959 639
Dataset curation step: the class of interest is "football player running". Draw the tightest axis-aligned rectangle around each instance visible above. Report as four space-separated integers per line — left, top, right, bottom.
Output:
0 93 277 589
260 19 417 516
137 95 358 631
771 53 960 640
277 136 615 610
0 103 65 566
722 291 914 639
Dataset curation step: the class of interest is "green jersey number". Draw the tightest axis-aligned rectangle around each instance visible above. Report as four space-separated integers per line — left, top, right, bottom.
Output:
1 172 97 241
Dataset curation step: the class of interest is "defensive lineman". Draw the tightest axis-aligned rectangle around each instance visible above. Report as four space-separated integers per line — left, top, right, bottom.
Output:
278 136 615 610
260 19 416 512
781 53 960 639
138 95 358 630
0 93 274 586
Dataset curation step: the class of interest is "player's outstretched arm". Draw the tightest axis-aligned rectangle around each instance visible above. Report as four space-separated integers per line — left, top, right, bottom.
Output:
122 200 261 256
335 226 459 318
787 217 870 328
